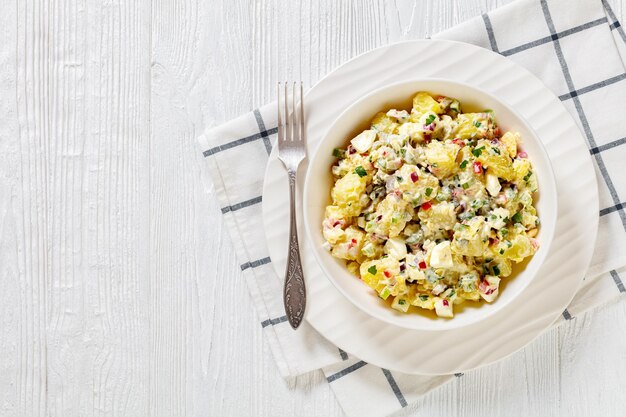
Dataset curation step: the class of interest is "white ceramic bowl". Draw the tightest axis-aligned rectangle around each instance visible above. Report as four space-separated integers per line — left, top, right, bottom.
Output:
303 79 558 331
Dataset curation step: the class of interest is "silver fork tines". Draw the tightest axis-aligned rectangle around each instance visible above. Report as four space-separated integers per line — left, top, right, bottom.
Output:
277 82 306 156
277 82 307 329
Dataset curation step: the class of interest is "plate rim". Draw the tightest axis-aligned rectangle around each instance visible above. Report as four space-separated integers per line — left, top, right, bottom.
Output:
262 39 599 375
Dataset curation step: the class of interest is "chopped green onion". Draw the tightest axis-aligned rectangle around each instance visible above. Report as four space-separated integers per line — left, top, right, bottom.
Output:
523 170 533 182
332 148 345 158
499 248 505 255
462 182 470 190
354 166 367 177
398 299 406 305
500 228 509 236
511 212 523 224
493 265 501 276
460 160 468 169
472 146 485 157
425 114 436 125
492 147 501 155
459 211 475 220
425 187 433 197
379 287 391 300
419 294 429 301
396 176 403 182
368 265 377 275
473 121 482 128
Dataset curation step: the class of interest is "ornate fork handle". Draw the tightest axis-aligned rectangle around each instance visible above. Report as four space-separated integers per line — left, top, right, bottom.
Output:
283 169 306 329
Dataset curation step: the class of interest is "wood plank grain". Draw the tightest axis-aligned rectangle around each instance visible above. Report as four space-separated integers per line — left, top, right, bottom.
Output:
8 0 152 416
0 1 28 416
150 0 264 416
558 300 626 417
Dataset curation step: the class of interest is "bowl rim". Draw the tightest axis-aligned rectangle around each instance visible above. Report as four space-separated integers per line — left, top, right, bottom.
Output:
302 77 558 331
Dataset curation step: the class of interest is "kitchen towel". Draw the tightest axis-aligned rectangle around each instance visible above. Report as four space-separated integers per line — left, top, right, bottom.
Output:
197 0 626 416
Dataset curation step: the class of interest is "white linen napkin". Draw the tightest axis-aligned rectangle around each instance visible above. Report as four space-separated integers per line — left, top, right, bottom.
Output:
197 0 626 415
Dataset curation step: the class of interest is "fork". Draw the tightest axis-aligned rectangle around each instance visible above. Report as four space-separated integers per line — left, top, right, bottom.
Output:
277 82 307 329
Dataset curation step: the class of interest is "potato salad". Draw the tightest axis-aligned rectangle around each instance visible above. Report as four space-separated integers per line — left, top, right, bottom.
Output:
323 92 540 318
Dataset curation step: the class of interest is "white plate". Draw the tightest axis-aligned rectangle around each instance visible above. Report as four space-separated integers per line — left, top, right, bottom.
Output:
262 40 599 375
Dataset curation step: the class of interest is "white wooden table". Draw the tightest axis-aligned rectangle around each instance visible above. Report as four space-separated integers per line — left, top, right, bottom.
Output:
1 0 625 416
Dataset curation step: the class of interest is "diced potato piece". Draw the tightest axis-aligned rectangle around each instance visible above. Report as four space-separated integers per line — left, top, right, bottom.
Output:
405 254 427 282
512 158 538 191
371 112 399 133
516 189 534 209
394 165 439 206
411 293 436 309
397 122 426 142
512 158 531 183
486 207 510 230
458 272 480 301
323 225 344 245
476 141 515 181
370 145 403 172
411 92 443 120
322 205 350 244
493 258 513 278
325 205 348 222
361 239 384 259
522 210 538 229
451 216 489 257
347 261 360 276
453 113 491 139
391 296 410 312
500 131 519 157
418 202 457 235
331 172 368 217
367 194 413 238
330 226 365 261
441 287 459 303
332 153 373 178
498 234 534 262
447 254 473 275
360 257 401 290
423 141 460 178
384 237 408 260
